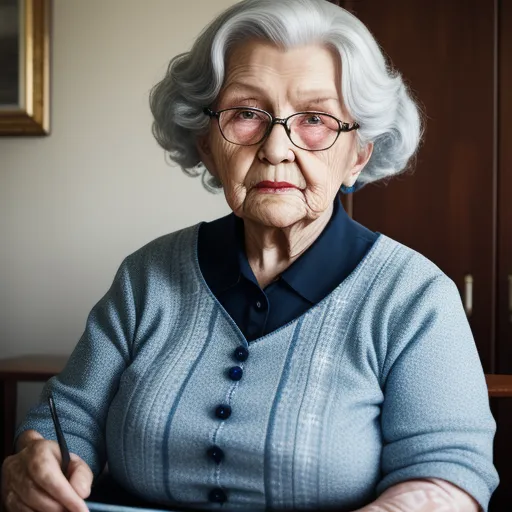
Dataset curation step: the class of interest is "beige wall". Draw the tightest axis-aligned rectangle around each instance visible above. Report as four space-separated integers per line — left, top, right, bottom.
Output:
0 0 239 422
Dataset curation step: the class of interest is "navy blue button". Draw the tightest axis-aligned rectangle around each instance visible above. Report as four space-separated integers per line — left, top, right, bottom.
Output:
228 366 243 381
207 445 224 464
208 488 227 503
215 404 232 420
234 346 249 362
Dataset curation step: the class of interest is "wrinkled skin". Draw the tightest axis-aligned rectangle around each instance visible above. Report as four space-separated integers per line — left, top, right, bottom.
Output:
198 40 373 286
1 430 92 512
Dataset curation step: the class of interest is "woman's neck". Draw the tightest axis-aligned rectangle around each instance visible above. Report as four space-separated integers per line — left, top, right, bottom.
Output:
243 204 334 289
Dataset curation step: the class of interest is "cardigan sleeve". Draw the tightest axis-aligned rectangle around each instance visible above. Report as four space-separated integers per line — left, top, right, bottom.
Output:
14 256 137 477
377 273 499 511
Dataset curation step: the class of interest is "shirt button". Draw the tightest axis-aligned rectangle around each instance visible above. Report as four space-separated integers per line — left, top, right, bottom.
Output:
208 488 227 503
255 300 262 309
228 366 243 381
207 445 224 464
233 346 249 362
215 404 232 420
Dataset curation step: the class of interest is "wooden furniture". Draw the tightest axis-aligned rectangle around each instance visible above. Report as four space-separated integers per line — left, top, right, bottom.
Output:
334 1 511 508
486 374 512 398
0 355 68 462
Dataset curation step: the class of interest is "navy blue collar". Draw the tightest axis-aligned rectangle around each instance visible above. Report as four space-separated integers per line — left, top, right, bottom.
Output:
198 198 377 304
278 198 355 303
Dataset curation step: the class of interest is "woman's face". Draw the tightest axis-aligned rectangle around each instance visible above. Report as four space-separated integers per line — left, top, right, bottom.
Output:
197 40 372 228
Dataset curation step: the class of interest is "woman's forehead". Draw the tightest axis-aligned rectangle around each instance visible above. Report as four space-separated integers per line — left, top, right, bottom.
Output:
221 41 341 104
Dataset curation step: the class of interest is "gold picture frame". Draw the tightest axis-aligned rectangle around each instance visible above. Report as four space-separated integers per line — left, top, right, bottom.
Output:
0 0 51 135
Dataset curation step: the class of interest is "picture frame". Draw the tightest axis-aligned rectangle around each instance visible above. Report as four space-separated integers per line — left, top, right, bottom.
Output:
0 0 51 136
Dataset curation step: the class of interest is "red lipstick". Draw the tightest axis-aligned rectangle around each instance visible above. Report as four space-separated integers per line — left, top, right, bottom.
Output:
255 181 298 189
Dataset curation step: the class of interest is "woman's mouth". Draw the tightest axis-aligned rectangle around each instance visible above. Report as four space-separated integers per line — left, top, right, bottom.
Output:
254 181 299 193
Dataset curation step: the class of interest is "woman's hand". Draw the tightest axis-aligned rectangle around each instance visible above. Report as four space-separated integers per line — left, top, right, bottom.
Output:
351 479 480 512
1 430 92 512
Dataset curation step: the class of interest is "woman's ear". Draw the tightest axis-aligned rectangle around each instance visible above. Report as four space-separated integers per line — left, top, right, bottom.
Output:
196 134 219 178
345 142 374 186
354 141 374 173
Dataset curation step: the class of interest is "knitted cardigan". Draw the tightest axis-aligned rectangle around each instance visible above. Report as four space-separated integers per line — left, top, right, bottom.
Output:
16 224 499 511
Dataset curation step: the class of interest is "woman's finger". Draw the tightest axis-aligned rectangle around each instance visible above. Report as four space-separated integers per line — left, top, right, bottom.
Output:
26 446 89 512
15 477 66 512
4 489 34 512
67 454 93 499
32 472 88 512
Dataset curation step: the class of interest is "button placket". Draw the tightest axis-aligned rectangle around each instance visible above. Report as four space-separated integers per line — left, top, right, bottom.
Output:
207 346 248 504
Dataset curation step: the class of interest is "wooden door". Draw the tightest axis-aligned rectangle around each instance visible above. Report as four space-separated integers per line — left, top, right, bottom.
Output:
492 0 512 508
497 0 512 375
339 0 497 373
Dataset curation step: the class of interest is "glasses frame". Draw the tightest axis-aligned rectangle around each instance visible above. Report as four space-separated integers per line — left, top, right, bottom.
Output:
203 106 360 152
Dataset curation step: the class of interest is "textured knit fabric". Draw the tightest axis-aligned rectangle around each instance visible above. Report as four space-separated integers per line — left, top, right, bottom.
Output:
198 198 379 340
16 224 498 511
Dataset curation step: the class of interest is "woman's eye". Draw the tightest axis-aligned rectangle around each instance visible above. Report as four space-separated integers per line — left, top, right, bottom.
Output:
239 110 256 120
304 115 323 125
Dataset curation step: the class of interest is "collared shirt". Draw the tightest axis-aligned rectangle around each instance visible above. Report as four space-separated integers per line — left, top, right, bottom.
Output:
198 198 380 341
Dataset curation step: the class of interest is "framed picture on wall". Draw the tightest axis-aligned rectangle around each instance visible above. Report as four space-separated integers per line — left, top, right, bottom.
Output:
0 0 51 135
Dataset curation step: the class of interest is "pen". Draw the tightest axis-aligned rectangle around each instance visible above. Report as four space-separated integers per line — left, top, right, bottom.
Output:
48 393 71 477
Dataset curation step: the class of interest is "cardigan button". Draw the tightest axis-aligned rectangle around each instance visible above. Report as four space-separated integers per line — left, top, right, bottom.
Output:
208 488 227 503
228 366 243 381
207 445 224 464
233 346 249 362
215 404 232 420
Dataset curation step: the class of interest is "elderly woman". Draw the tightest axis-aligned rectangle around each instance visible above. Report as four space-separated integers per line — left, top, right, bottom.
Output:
1 0 498 511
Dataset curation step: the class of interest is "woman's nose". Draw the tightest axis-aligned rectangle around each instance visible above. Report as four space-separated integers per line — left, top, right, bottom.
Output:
257 123 296 165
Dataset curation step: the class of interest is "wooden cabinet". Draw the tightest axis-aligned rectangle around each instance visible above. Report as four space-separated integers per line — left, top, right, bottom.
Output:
335 1 511 509
494 2 512 509
497 0 512 374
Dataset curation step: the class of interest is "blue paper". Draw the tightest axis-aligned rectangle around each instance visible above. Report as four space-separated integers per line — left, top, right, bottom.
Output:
86 501 181 512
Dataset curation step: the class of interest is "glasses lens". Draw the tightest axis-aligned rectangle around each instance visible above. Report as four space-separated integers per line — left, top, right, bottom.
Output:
218 108 270 145
288 113 339 150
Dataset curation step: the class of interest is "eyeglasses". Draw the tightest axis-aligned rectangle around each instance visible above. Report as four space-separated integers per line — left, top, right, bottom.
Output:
203 106 359 152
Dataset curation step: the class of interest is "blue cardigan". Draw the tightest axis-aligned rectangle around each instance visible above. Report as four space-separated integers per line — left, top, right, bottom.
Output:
16 224 499 511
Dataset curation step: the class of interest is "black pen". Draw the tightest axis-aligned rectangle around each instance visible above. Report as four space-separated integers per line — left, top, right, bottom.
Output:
48 393 71 478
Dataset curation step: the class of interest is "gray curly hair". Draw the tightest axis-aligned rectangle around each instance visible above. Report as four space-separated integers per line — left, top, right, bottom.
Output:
150 0 422 193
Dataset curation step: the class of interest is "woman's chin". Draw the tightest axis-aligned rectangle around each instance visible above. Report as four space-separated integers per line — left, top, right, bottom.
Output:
243 195 307 228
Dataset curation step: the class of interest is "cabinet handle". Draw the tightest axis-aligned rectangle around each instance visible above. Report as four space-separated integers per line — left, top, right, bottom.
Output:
509 275 512 323
464 274 473 318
